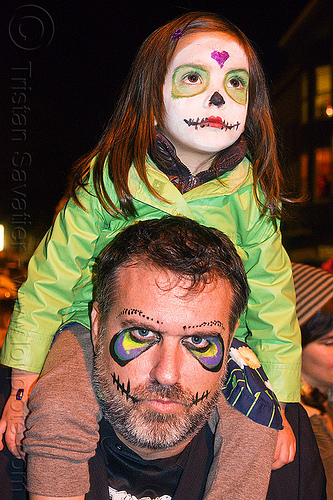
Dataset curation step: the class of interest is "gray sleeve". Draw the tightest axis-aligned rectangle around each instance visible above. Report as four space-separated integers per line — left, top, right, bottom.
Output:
24 326 100 497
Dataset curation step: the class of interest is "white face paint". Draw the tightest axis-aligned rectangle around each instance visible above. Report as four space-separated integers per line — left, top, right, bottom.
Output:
161 33 249 172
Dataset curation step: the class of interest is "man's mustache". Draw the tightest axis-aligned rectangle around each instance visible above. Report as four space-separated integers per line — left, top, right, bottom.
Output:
133 380 192 405
115 378 211 407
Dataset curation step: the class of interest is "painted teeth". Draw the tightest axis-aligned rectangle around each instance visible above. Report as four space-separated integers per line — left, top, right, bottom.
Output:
183 117 207 129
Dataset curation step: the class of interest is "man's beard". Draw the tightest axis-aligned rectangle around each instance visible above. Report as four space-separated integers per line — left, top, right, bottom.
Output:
93 348 221 451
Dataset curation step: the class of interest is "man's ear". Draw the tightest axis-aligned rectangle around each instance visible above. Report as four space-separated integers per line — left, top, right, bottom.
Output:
91 302 100 351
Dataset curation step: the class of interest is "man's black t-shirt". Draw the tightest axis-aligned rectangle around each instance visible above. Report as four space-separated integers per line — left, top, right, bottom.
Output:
87 417 214 500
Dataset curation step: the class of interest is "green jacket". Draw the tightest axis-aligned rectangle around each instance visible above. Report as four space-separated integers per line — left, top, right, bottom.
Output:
1 156 301 401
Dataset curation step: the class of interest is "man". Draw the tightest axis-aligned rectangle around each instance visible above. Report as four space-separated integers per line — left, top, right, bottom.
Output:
26 217 278 500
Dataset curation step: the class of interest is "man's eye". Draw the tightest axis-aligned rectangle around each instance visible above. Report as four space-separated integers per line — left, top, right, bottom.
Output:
182 335 224 372
130 329 157 342
186 336 210 349
182 73 202 85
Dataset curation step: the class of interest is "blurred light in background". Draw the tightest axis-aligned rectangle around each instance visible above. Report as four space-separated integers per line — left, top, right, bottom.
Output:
0 225 4 252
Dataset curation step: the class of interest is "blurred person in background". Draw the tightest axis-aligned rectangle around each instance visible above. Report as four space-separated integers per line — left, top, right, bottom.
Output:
293 262 333 499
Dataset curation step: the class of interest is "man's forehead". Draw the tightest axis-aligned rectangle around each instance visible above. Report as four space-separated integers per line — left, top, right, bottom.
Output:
115 262 231 303
114 258 227 291
116 260 228 291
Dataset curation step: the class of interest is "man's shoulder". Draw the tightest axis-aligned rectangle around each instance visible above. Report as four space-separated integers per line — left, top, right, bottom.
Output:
204 394 277 500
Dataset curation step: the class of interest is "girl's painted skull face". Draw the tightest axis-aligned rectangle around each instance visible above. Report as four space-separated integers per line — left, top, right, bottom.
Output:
161 33 249 166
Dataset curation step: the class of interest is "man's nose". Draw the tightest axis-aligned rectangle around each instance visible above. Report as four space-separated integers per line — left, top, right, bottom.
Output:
149 341 181 386
209 91 225 107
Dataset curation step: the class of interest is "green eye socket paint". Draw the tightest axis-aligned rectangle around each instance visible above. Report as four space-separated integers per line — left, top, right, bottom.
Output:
223 69 249 106
183 335 224 372
109 329 158 366
172 65 210 98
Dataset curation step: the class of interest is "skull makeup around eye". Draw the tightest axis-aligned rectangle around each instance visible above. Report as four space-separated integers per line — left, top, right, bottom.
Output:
171 65 210 98
224 69 249 106
161 33 249 170
182 334 224 372
109 328 159 366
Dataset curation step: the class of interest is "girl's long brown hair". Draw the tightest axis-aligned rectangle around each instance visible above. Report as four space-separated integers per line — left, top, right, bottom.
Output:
69 12 285 220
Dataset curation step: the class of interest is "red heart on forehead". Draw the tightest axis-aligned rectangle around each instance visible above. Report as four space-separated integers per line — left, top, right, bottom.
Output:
211 50 229 68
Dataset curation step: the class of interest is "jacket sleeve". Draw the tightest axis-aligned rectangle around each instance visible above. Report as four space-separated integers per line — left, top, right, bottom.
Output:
234 200 301 403
0 177 106 373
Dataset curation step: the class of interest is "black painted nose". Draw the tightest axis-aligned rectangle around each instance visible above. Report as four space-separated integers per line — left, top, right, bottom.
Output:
209 91 225 107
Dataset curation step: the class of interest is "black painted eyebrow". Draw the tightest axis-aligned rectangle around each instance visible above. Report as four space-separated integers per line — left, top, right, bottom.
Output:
117 318 163 333
116 312 224 336
116 308 163 325
182 320 225 331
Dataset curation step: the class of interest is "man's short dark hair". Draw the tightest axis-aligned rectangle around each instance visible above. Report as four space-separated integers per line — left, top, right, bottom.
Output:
94 216 249 332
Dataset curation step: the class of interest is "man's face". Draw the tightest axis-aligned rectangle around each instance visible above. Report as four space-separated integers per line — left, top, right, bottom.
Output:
160 32 249 169
92 262 236 455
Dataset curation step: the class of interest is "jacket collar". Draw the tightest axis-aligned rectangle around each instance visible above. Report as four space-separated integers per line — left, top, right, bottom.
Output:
149 130 248 194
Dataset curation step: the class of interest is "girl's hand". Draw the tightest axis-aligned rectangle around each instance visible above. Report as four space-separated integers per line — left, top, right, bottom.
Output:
271 404 296 470
0 368 39 459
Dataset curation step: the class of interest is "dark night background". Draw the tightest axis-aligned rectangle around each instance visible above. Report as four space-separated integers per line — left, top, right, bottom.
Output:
1 0 311 248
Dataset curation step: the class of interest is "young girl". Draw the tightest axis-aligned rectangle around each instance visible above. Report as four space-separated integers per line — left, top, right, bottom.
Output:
0 10 299 475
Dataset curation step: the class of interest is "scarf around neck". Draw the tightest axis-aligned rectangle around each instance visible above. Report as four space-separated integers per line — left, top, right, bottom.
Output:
149 130 248 194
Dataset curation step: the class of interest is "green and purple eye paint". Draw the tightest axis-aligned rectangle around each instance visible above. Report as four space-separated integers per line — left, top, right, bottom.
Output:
110 328 224 372
183 335 224 372
109 329 158 367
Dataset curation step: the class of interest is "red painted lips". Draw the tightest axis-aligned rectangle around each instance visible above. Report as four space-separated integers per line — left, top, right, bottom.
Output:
207 116 223 128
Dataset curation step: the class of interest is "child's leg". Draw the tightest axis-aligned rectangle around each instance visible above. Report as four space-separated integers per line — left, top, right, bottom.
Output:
223 337 283 430
24 324 100 498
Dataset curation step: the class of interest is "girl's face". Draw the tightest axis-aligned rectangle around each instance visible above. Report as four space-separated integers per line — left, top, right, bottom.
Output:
161 32 249 170
302 329 333 394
